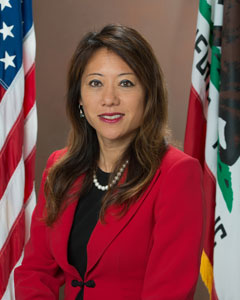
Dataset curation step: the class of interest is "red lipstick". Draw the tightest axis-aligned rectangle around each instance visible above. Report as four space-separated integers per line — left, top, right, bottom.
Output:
98 113 124 123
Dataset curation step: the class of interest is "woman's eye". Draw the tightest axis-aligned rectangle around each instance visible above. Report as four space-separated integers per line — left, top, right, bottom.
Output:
120 80 134 87
89 80 102 87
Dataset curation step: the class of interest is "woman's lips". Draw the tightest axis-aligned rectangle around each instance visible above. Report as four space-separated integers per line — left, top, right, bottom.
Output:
98 113 124 123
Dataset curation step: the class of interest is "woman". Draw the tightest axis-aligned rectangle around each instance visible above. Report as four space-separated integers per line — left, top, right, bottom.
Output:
14 24 204 300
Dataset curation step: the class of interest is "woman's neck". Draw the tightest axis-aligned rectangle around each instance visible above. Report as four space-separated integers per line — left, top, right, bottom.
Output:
97 139 129 173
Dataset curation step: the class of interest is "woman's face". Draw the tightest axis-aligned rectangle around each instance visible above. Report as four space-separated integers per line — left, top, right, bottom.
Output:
80 48 145 148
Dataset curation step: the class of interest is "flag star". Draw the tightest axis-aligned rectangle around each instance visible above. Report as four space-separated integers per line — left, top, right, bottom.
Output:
0 22 14 40
0 0 12 11
0 51 16 70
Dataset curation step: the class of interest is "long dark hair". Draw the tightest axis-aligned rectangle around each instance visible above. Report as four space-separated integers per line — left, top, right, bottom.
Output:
45 24 169 226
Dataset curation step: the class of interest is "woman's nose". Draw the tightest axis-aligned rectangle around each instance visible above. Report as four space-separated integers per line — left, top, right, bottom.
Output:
101 84 119 106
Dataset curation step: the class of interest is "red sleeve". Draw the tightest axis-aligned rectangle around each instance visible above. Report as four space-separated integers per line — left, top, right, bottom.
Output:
141 157 205 300
14 151 65 300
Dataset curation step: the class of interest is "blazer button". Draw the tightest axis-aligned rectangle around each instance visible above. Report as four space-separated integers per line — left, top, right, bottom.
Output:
71 280 84 287
71 279 95 288
85 280 96 288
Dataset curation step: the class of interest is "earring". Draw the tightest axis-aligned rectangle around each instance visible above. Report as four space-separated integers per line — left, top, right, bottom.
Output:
79 104 85 118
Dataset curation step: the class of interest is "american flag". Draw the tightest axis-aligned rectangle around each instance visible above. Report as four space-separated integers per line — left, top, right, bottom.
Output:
0 0 37 298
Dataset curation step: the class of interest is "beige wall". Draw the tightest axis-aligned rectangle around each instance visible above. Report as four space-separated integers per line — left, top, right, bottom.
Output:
33 1 208 299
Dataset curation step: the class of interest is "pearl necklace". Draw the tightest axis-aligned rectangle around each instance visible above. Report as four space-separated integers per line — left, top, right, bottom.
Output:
93 160 129 191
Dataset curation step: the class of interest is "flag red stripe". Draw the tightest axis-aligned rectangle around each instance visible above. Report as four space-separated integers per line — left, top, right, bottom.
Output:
24 146 36 203
0 85 6 103
0 111 24 200
184 85 207 168
0 209 25 298
23 65 36 118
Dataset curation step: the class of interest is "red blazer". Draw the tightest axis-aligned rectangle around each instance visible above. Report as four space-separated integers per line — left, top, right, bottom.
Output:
14 146 204 300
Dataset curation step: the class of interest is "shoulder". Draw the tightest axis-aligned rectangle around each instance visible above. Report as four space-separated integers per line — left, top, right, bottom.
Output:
159 145 202 175
45 148 68 170
153 145 204 211
36 148 68 210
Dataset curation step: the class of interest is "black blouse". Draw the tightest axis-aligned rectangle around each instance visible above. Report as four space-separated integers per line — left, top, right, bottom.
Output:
68 168 109 300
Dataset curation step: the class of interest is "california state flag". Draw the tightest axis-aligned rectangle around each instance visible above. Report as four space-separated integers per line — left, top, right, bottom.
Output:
184 0 240 299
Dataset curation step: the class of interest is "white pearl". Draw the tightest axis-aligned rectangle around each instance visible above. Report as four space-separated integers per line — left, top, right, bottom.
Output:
93 160 129 191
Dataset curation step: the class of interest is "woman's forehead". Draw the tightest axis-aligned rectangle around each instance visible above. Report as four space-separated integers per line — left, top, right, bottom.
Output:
82 48 134 76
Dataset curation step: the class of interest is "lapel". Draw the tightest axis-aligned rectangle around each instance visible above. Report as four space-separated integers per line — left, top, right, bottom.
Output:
50 167 161 278
86 167 161 275
49 175 84 278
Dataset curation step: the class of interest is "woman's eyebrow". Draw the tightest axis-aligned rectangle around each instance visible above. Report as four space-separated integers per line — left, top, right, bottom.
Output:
86 73 103 77
118 72 135 76
86 72 135 77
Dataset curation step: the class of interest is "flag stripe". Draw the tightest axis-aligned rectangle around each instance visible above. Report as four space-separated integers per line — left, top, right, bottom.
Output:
0 159 25 250
0 68 24 150
0 209 25 299
23 147 36 203
0 85 6 102
1 253 23 300
23 104 37 160
23 66 36 119
184 85 206 167
24 188 37 241
0 111 24 200
23 27 36 76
